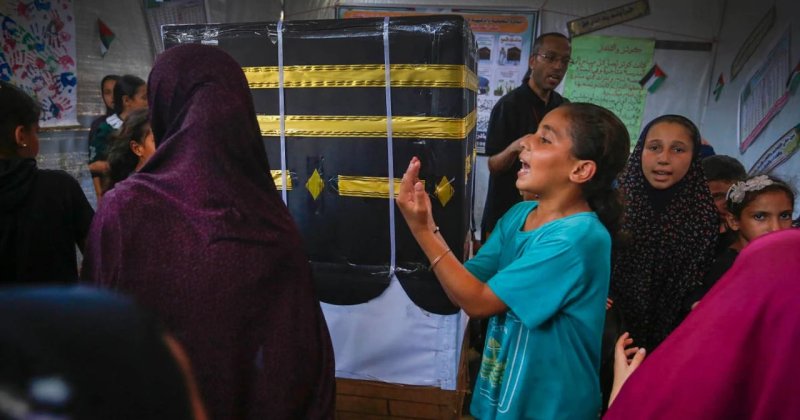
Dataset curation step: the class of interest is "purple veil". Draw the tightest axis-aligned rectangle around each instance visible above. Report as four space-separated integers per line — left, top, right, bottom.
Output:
82 44 334 419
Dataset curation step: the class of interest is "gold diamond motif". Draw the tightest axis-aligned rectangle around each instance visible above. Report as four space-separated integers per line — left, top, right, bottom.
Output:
306 169 325 200
435 176 455 207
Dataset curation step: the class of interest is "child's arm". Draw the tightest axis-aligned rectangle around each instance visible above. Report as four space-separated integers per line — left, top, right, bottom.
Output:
397 157 508 319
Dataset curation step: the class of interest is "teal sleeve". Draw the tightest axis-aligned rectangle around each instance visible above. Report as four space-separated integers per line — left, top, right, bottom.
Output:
465 201 533 282
464 225 504 282
487 235 584 330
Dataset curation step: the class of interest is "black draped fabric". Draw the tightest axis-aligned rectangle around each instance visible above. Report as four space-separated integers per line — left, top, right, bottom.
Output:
0 286 193 419
0 158 93 284
82 44 335 419
610 115 717 350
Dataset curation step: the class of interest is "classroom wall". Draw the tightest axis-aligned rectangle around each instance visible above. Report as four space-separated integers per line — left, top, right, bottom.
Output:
74 0 153 117
700 0 800 215
63 0 800 221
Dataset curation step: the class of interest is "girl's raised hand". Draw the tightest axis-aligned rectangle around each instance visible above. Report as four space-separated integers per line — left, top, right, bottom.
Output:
397 157 435 236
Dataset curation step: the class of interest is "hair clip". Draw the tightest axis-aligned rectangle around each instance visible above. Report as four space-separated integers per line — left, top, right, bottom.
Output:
726 175 774 204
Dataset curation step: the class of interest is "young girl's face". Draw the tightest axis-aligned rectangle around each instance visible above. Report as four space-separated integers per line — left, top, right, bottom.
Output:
123 84 148 113
640 122 694 190
728 190 794 244
102 79 116 110
516 107 577 196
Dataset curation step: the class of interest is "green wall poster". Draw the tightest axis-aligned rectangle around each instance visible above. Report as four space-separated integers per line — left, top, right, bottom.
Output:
563 35 655 146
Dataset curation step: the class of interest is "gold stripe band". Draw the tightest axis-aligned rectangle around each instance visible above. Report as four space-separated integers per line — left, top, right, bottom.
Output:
270 170 293 189
338 175 426 199
258 110 476 139
243 64 478 92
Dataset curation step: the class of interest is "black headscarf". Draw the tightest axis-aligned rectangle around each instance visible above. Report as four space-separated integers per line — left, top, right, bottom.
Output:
611 115 718 350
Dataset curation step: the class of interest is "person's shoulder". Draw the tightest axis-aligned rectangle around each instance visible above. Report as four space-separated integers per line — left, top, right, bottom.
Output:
94 121 114 135
551 91 568 106
717 247 739 264
37 168 81 187
89 115 106 130
494 83 531 106
546 212 609 244
508 83 534 101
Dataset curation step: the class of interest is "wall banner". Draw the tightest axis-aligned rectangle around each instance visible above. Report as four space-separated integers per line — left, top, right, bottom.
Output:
1 0 78 127
731 6 775 81
567 0 650 37
748 123 800 176
563 35 655 146
737 29 791 154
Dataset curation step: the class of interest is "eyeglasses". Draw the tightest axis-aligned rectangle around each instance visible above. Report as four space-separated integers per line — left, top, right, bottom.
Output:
534 53 573 66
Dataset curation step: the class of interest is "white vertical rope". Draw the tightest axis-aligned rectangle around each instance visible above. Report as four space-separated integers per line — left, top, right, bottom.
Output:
277 19 288 204
383 17 396 276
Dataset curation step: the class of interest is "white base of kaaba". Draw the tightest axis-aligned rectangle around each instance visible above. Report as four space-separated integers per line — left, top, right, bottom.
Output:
321 275 467 390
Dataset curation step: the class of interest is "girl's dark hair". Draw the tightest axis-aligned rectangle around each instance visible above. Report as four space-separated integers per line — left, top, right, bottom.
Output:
0 81 41 157
104 108 150 192
726 175 795 218
112 75 146 115
702 154 746 182
101 74 120 115
562 103 631 239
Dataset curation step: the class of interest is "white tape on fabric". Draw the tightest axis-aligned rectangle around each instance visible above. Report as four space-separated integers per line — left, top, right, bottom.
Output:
277 19 288 204
383 17 397 276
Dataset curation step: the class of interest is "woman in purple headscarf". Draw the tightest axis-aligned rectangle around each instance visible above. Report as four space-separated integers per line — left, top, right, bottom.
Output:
82 44 335 419
606 229 800 419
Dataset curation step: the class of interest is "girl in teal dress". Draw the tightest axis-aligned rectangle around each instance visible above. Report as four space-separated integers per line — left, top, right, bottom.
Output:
397 103 630 419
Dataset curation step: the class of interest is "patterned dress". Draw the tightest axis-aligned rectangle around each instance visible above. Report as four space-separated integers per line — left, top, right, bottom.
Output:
611 115 718 350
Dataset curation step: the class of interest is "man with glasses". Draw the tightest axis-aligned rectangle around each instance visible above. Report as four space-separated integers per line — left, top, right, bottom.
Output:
480 32 571 242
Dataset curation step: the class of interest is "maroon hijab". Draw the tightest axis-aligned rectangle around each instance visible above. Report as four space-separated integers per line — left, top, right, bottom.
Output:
82 44 334 419
606 229 800 419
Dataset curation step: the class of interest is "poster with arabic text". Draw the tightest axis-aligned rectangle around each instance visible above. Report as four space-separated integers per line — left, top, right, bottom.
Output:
563 35 654 146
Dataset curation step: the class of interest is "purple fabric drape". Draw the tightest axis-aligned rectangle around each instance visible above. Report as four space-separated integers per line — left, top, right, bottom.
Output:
605 229 800 419
82 43 335 419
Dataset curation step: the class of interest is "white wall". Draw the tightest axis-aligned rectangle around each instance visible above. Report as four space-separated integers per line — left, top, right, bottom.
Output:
74 0 153 117
82 1 800 221
700 0 800 214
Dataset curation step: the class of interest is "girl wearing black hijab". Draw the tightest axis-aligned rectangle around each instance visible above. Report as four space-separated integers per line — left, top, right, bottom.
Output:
0 81 94 284
610 115 717 351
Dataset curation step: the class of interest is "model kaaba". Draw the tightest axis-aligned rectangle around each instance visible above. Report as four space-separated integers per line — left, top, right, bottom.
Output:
162 16 477 314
